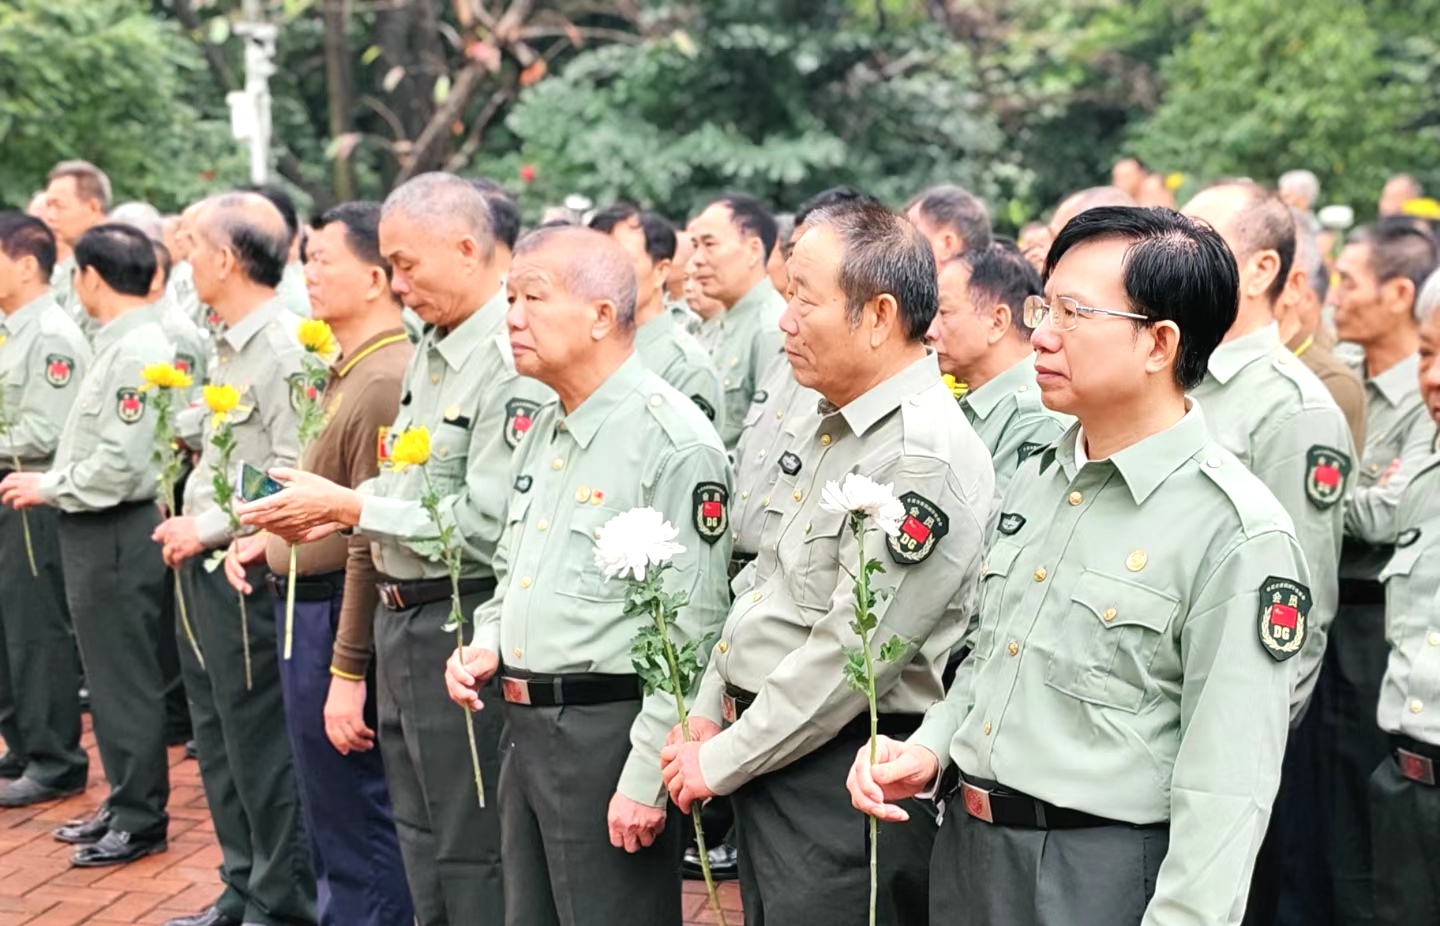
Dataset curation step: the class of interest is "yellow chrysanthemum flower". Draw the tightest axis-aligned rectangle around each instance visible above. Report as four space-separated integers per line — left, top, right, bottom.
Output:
1165 172 1185 192
942 373 968 400
1401 197 1440 221
297 319 340 362
139 362 194 392
389 426 431 471
203 384 242 424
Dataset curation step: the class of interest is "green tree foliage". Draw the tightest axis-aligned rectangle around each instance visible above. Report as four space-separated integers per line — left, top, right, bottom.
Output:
0 0 244 212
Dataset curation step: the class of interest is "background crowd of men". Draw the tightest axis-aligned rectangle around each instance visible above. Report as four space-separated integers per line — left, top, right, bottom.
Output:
0 154 1437 926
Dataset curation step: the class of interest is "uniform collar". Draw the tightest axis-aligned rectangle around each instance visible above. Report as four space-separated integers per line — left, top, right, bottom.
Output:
1056 400 1208 505
963 353 1038 420
720 278 781 329
634 309 674 351
1206 322 1281 385
1366 352 1420 407
434 287 506 371
93 303 159 354
556 353 648 450
824 352 940 438
221 296 288 351
335 327 409 379
0 293 57 336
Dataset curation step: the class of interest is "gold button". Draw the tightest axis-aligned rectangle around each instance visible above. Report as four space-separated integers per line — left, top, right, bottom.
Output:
752 592 762 602
1017 385 1028 392
1126 550 1148 572
1412 699 1425 714
718 641 729 654
1067 491 1082 506
730 357 739 368
792 490 802 502
1370 463 1382 475
512 647 522 658
1033 567 1047 582
1429 632 1440 646
552 458 564 470
724 377 732 388
775 410 784 420
536 519 549 532
762 495 770 506
1007 641 1019 656
437 447 449 458
593 528 602 539
1278 355 1290 365
741 490 750 500
1205 457 1223 469
1103 607 1117 622
909 396 922 406
757 450 766 460
520 577 532 589
575 485 591 503
983 721 992 736
649 394 663 407
431 374 440 385
820 434 831 446
805 522 813 534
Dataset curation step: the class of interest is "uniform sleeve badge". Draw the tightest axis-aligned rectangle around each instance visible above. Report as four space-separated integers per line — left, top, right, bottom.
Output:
690 394 717 422
505 398 540 449
1305 445 1352 510
693 482 729 545
887 492 950 565
44 354 75 388
1259 576 1312 662
286 372 324 412
174 353 197 376
115 387 146 424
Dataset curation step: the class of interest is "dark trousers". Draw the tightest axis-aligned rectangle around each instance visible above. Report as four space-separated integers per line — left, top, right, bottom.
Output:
0 502 86 787
160 566 193 745
1249 702 1329 926
374 595 503 926
498 698 683 926
180 557 316 926
730 727 935 926
57 503 168 834
929 799 1169 925
274 580 414 926
1369 752 1440 925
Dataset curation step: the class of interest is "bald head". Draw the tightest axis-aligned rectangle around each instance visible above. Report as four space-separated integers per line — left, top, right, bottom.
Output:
512 226 638 332
196 192 289 288
1182 180 1295 304
1049 186 1137 237
382 172 495 260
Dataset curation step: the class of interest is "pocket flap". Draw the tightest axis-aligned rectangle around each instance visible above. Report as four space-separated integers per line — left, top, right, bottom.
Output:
981 540 1023 579
803 509 847 544
1070 570 1179 633
506 493 531 524
1382 543 1423 582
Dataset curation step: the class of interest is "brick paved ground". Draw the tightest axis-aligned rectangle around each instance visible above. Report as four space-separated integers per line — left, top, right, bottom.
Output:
1 720 741 925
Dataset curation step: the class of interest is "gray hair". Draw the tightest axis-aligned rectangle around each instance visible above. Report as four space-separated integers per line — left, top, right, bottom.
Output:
1418 268 1440 324
906 184 993 252
1279 170 1321 208
513 225 638 332
1290 207 1328 303
108 202 165 243
382 172 495 259
806 199 938 341
199 192 289 288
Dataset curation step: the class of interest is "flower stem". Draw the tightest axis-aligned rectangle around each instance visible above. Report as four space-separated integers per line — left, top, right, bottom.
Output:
456 622 486 809
12 455 36 577
175 572 203 668
283 544 298 660
857 528 879 926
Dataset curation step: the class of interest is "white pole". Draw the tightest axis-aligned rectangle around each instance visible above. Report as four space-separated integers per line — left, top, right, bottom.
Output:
236 0 276 184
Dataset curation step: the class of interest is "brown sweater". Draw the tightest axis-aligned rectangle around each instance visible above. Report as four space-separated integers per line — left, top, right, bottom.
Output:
1289 326 1367 455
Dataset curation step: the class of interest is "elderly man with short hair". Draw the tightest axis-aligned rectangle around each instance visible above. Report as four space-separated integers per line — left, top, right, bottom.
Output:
43 160 111 332
905 184 993 262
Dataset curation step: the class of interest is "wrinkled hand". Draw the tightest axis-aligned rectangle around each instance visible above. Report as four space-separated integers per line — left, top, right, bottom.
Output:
223 534 269 594
0 472 46 510
324 675 376 755
846 735 939 823
665 716 722 747
660 740 714 813
153 516 206 568
236 468 362 542
606 792 667 853
445 644 499 711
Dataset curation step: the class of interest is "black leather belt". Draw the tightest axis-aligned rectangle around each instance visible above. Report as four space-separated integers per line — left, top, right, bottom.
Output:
941 772 1166 830
498 669 643 707
1391 734 1440 786
720 684 922 739
1339 578 1386 606
728 552 756 581
268 570 345 603
375 575 496 611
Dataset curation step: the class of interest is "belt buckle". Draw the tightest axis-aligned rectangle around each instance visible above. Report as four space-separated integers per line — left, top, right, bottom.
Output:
1398 748 1436 785
960 782 995 824
378 583 396 609
501 677 532 706
721 693 738 724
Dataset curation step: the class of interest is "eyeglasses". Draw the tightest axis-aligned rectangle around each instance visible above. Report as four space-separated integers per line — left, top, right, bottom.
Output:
1022 294 1152 332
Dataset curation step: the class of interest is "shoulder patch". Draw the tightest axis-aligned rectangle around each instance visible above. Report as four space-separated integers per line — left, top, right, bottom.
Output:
115 387 146 424
1016 441 1046 465
514 474 533 493
996 512 1026 536
44 354 75 388
779 451 802 476
286 371 322 413
1259 576 1311 662
1397 528 1421 548
174 353 198 376
886 492 950 565
1305 445 1352 510
504 398 540 449
690 393 717 422
694 482 728 545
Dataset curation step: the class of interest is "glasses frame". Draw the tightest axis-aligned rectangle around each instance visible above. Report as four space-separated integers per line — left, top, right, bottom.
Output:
1023 294 1152 332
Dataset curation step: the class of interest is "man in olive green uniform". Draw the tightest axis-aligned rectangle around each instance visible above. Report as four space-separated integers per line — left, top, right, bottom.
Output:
0 213 90 805
1321 219 1438 924
2 224 174 863
43 161 111 337
850 206 1306 926
590 204 723 429
153 192 315 926
689 195 786 448
442 226 732 926
662 201 993 926
1368 274 1440 926
237 173 553 926
905 184 993 263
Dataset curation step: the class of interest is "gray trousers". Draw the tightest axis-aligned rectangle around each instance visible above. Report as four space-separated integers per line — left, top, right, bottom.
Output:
498 698 683 926
1370 752 1440 925
373 594 503 926
929 800 1169 925
57 502 169 834
0 501 86 787
180 558 316 926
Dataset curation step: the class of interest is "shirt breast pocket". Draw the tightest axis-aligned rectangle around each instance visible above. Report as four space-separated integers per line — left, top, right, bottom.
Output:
1044 570 1180 713
796 509 846 614
429 422 471 490
972 540 1023 660
558 503 629 603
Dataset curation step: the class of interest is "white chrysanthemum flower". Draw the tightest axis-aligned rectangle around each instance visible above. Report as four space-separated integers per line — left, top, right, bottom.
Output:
593 507 687 582
819 473 905 537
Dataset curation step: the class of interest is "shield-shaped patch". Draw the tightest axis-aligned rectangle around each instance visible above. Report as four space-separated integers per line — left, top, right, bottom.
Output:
174 353 197 376
1258 576 1312 662
1305 445 1352 510
997 512 1026 536
115 387 146 424
690 394 716 422
779 452 802 476
505 398 540 449
287 372 323 412
887 492 950 565
693 482 729 545
44 354 74 388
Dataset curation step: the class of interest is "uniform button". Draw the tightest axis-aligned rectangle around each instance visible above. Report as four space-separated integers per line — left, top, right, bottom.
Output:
757 450 767 460
536 519 548 532
909 396 922 406
752 592 762 602
552 458 564 470
431 374 440 385
1103 607 1117 622
1068 491 1082 506
1007 641 1019 656
805 522 813 534
1370 463 1381 475
649 394 663 407
983 721 992 736
437 447 448 458
762 495 770 506
741 490 750 500
512 647 522 659
1430 632 1440 646
775 410 784 420
1278 355 1290 365
557 421 567 431
1126 550 1148 572
520 577 532 589
732 530 739 540
717 641 729 654
593 528 602 539
792 490 802 502
575 485 591 503
723 377 732 388
820 434 831 446
730 358 739 368
1205 457 1223 469
1016 385 1028 392
1033 567 1047 582
1412 699 1425 714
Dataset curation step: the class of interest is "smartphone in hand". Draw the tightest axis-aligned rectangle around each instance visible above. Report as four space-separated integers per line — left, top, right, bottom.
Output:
240 463 286 502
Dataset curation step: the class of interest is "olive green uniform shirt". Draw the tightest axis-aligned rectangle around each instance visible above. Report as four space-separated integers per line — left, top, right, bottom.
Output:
277 263 312 317
694 353 993 795
1377 441 1440 743
730 352 820 557
634 309 724 432
709 279 786 449
911 405 1305 926
39 305 174 511
666 298 703 338
156 295 211 405
0 293 91 468
1290 327 1367 455
472 354 733 806
1191 323 1353 716
357 289 553 580
183 298 306 549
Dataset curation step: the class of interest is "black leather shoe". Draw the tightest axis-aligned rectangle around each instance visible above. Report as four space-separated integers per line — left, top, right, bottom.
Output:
682 841 740 881
163 907 242 926
0 752 23 780
54 808 111 844
0 776 85 807
71 828 167 867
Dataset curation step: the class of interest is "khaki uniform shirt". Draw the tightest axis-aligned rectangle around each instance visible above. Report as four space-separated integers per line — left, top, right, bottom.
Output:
729 352 821 557
694 353 993 795
634 309 724 431
1191 323 1353 716
156 295 211 405
357 289 553 580
666 298 703 338
709 279 785 449
472 355 733 806
912 405 1305 926
49 257 92 338
1290 327 1367 454
184 298 306 549
1377 442 1440 744
39 305 174 511
0 293 91 468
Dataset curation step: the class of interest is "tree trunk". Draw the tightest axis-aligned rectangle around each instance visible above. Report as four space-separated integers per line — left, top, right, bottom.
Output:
322 0 357 202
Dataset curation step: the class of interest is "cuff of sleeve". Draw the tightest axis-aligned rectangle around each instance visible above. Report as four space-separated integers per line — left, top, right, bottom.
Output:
36 471 63 504
472 616 501 653
907 720 955 795
617 749 666 808
329 665 366 681
195 506 232 548
698 733 749 796
357 495 409 538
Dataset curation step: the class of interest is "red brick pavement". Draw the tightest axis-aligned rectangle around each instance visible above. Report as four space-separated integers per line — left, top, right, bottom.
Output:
2 720 741 925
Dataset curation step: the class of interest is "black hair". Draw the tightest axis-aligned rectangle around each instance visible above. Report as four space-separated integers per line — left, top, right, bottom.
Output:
1348 218 1439 307
588 203 678 263
238 183 300 246
314 201 390 280
0 212 58 279
74 223 158 298
956 243 1044 336
805 200 937 341
795 186 884 229
1045 206 1238 390
712 194 778 259
469 178 521 251
905 185 993 253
